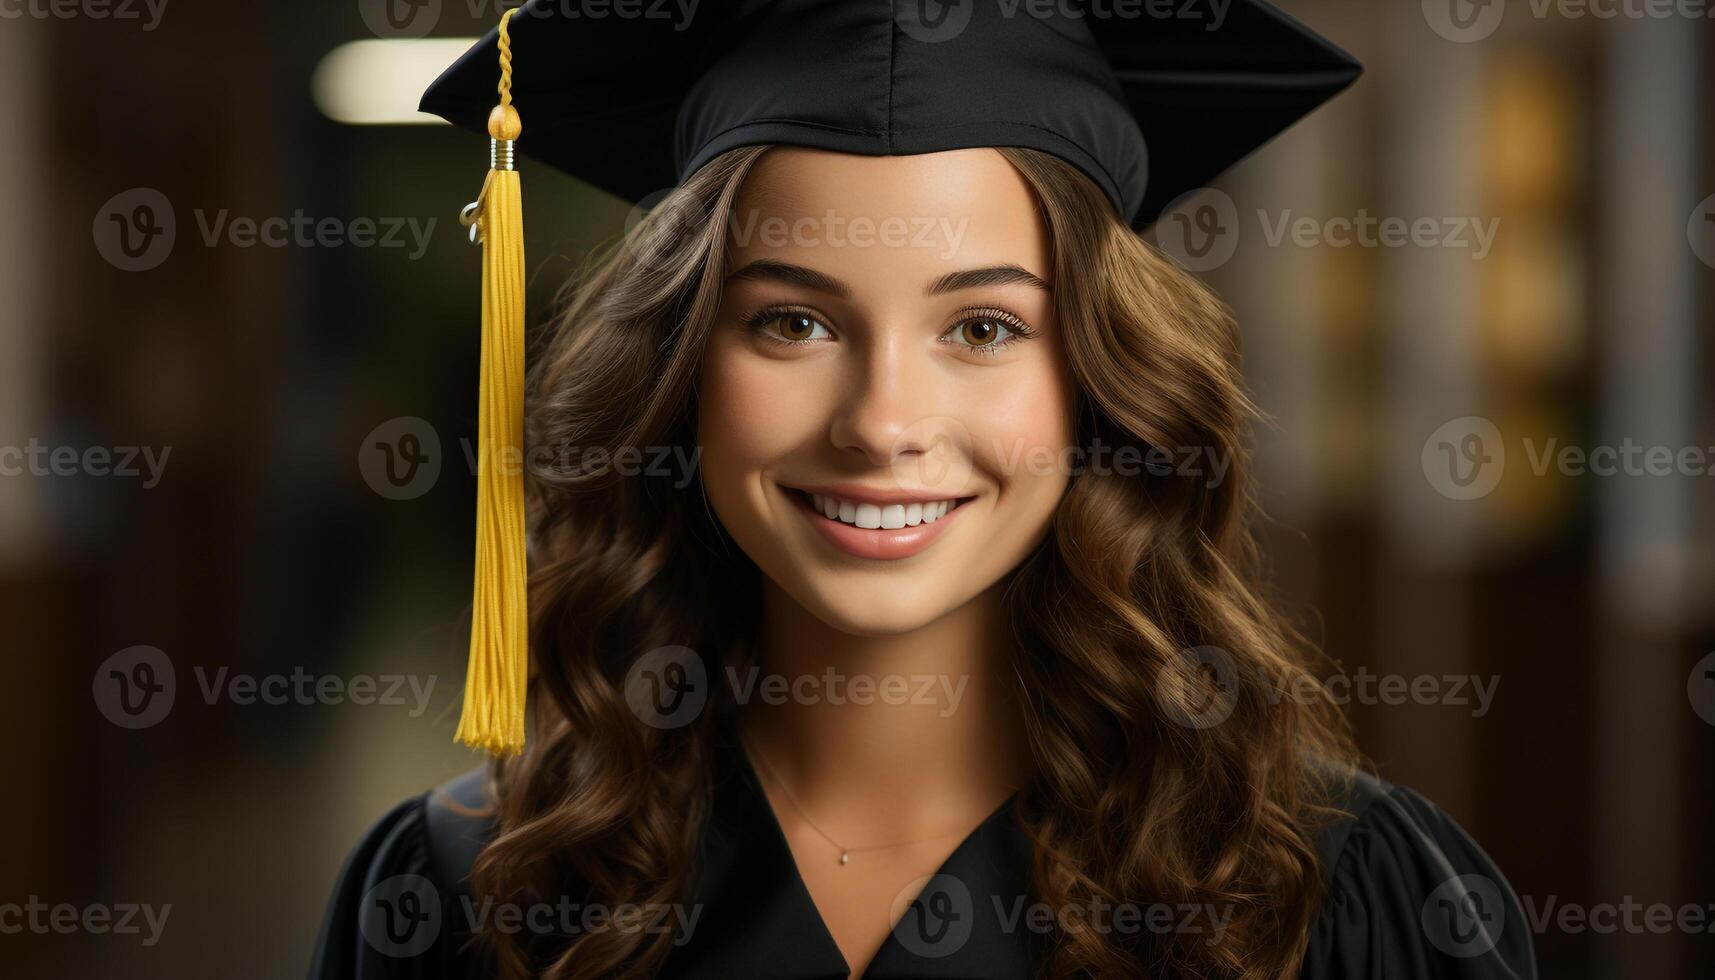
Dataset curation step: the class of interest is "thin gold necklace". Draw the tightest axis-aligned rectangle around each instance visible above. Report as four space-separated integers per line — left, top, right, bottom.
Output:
742 733 969 867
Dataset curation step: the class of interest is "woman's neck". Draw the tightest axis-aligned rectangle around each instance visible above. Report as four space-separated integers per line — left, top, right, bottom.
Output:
737 576 1029 839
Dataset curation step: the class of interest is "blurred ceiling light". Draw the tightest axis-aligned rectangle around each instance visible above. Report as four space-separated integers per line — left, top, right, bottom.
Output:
312 39 477 125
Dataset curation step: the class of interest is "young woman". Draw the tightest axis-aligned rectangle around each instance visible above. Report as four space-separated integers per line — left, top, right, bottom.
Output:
313 4 1536 979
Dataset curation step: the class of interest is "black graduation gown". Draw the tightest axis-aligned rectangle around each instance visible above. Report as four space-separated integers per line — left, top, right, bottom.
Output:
309 735 1537 979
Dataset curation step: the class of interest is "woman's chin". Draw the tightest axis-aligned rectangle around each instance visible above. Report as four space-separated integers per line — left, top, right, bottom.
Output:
779 576 968 639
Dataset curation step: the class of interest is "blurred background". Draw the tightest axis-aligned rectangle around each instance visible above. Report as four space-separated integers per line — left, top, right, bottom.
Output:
0 1 1709 977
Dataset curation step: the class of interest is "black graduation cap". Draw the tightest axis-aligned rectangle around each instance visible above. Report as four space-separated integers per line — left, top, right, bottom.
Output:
420 0 1361 229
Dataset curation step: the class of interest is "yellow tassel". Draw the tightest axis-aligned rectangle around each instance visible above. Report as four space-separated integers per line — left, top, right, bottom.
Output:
455 8 528 756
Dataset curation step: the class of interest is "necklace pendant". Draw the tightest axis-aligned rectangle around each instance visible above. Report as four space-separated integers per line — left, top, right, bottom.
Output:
838 851 849 866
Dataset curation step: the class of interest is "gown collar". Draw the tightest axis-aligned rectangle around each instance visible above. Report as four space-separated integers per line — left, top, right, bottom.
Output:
659 729 1040 979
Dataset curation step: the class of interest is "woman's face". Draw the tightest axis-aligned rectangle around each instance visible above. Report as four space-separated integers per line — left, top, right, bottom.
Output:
697 147 1075 636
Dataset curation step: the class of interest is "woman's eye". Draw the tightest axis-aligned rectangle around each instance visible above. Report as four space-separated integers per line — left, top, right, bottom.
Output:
944 312 1029 353
753 310 832 344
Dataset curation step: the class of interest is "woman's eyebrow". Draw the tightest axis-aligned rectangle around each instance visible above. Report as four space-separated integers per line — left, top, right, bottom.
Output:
925 264 1050 295
725 260 850 298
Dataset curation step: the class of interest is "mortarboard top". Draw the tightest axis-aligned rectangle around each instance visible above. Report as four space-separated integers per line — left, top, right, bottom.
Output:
421 0 1362 229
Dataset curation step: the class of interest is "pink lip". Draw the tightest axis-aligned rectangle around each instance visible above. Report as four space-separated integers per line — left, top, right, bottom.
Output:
786 488 970 560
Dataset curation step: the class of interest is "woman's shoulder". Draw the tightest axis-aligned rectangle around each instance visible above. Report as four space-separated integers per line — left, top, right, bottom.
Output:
309 768 499 979
1303 768 1538 979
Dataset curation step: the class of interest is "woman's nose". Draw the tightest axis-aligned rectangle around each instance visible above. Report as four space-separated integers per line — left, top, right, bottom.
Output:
825 332 974 496
827 330 934 468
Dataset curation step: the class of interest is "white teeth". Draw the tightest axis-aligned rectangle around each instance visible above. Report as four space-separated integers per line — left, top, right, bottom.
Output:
804 491 960 528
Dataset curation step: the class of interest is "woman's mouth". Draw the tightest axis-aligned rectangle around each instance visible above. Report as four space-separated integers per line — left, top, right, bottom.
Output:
782 485 974 560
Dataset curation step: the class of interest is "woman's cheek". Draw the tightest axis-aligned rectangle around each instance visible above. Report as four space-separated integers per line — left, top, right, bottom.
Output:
699 339 821 481
969 359 1075 495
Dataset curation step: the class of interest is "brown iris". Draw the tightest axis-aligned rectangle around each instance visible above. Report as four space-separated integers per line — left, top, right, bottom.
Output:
776 313 817 341
958 317 1003 347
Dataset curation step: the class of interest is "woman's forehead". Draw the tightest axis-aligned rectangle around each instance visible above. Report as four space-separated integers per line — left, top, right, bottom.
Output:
726 146 1051 277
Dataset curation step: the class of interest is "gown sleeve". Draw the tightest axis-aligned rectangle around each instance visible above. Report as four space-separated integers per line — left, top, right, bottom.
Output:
309 771 496 980
1301 776 1538 980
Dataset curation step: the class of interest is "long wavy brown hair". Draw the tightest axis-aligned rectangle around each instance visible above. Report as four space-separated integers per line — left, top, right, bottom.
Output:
472 144 1360 979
